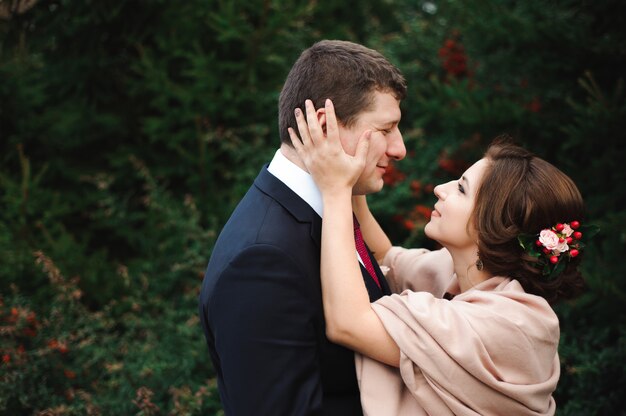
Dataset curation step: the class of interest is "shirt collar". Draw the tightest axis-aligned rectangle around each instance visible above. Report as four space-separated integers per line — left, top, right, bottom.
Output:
267 149 323 217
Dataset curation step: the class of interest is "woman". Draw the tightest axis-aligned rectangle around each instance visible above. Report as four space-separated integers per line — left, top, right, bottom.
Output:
288 99 591 415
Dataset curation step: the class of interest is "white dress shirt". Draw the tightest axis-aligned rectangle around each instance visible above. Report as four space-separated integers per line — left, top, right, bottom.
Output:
267 149 324 217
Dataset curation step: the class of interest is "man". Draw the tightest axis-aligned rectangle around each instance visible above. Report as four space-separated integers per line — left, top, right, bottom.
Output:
199 40 406 415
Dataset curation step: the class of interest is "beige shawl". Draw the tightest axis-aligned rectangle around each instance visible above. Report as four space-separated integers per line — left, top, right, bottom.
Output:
356 247 559 415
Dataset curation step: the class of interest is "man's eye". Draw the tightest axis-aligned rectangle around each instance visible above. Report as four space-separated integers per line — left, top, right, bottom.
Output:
381 129 391 135
458 183 465 194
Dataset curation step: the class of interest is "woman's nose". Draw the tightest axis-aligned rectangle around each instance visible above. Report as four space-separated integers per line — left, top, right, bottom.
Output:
434 184 445 200
434 180 453 200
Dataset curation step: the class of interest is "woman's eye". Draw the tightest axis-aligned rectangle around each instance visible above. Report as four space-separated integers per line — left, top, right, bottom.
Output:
458 183 465 194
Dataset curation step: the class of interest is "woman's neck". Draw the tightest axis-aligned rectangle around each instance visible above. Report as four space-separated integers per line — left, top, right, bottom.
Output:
447 246 492 293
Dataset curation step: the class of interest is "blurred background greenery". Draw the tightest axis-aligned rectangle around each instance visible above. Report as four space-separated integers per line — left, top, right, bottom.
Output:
1 0 624 414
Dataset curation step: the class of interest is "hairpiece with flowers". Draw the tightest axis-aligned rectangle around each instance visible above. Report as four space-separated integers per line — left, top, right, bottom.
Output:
518 221 599 280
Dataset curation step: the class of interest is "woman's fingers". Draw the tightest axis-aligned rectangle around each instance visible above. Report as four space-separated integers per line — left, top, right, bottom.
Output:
355 130 371 166
289 99 367 191
293 99 328 148
324 99 340 147
304 99 324 145
294 107 312 147
288 127 304 155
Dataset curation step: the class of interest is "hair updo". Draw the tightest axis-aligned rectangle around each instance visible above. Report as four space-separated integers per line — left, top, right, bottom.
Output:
473 137 586 304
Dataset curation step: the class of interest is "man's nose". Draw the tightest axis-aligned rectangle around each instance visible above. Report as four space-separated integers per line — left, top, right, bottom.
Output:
386 128 406 161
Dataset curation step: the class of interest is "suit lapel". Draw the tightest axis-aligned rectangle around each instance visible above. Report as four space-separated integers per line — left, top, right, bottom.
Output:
254 166 322 247
254 165 390 298
360 246 392 299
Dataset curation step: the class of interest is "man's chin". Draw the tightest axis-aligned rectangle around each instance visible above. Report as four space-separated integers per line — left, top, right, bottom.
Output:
353 181 384 195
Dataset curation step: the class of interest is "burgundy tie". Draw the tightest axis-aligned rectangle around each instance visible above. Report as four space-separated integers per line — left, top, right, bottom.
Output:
353 215 381 289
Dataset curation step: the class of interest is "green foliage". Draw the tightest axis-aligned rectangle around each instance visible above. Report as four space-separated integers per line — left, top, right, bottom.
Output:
1 0 625 413
0 252 222 414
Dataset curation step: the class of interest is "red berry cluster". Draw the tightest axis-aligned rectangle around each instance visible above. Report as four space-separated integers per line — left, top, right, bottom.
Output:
438 156 470 176
382 163 406 186
395 204 433 231
438 37 468 78
534 221 583 265
1 306 38 367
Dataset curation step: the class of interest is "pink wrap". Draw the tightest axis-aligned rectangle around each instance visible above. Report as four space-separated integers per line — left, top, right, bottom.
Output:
356 247 560 415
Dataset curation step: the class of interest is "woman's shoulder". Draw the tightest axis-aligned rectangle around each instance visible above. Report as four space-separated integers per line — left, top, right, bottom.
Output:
457 277 560 341
382 246 455 296
459 277 555 310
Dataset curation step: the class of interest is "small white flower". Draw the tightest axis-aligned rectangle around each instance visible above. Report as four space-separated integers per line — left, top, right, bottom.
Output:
539 229 560 250
556 240 569 253
561 224 574 237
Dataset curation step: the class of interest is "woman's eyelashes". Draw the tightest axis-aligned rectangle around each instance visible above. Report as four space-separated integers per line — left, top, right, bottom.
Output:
458 183 465 194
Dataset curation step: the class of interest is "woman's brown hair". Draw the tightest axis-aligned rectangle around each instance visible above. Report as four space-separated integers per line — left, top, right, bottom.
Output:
473 137 586 304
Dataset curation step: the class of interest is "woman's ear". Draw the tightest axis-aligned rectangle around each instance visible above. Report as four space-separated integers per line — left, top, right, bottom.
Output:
316 107 327 136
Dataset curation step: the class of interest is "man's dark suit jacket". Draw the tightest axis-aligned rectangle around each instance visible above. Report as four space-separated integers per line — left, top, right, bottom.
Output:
199 166 391 415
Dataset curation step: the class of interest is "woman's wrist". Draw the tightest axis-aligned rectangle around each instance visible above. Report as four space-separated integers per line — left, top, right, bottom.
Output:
321 189 353 208
320 185 353 201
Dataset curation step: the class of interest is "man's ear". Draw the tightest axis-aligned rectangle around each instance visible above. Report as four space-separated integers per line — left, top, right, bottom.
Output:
316 107 327 135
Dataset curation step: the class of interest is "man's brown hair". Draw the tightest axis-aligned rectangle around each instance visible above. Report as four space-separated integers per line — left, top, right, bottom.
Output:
278 40 406 144
473 137 586 304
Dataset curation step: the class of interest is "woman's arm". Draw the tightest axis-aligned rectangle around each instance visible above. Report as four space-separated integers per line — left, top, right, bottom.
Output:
289 99 400 367
320 190 400 367
352 195 393 263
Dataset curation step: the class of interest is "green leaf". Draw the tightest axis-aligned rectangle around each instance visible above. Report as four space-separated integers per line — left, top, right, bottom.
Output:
548 258 567 280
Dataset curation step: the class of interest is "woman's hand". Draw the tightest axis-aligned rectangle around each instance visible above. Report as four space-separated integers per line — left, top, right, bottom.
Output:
288 99 371 195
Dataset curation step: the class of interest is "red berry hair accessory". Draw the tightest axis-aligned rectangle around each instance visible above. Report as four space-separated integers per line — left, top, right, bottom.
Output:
518 221 599 279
